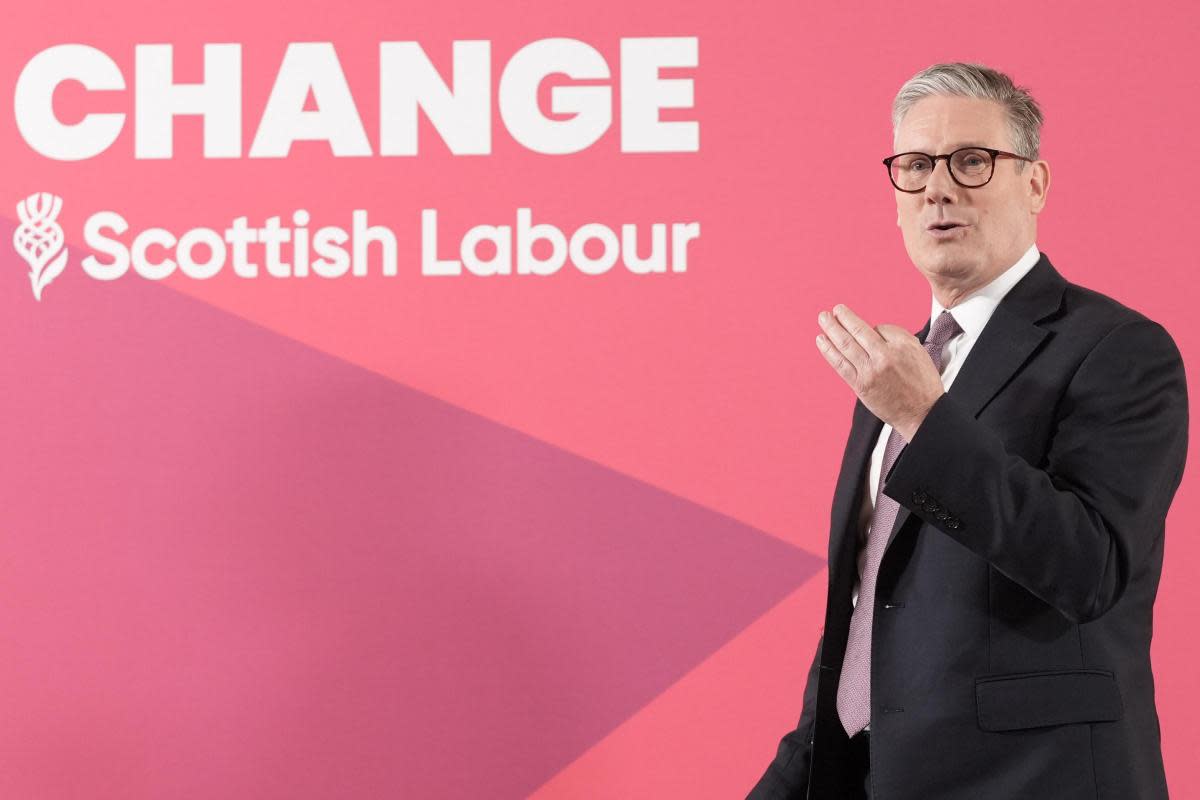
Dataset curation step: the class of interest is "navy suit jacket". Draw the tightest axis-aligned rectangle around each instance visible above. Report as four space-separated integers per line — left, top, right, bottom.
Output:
748 252 1189 799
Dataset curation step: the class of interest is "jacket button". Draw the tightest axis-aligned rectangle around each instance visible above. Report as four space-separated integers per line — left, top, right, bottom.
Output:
947 518 961 529
935 510 950 521
912 490 928 504
923 500 940 513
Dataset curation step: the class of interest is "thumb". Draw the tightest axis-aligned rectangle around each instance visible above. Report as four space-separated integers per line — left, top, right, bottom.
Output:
875 323 917 343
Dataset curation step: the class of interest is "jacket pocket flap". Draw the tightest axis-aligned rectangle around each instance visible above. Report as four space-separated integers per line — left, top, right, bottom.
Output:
975 669 1124 732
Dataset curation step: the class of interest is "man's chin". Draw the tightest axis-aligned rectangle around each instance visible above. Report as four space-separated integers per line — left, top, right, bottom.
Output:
913 249 976 280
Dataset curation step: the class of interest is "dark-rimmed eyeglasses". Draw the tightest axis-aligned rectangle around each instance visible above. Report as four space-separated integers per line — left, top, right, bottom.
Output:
882 147 1034 193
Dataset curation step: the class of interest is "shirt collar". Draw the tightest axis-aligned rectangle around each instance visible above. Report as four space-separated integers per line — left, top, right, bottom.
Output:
930 242 1040 341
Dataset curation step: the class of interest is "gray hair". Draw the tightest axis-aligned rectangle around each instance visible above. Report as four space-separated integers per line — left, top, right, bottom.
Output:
892 63 1044 168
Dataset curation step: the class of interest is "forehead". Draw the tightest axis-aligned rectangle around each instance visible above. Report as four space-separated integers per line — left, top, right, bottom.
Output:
894 95 1010 152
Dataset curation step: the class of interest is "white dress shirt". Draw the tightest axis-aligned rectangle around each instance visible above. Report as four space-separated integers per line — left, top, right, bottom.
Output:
850 242 1041 609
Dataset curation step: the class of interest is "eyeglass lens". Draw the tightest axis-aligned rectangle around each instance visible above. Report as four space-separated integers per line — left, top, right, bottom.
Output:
890 148 993 191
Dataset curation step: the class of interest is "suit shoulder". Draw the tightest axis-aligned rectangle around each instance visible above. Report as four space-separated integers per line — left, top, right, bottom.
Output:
1052 279 1184 383
1055 277 1176 350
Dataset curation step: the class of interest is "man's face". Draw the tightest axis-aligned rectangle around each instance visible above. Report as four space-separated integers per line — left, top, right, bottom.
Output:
892 95 1049 297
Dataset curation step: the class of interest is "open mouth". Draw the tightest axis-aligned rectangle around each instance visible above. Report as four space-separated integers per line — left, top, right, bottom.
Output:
927 222 969 238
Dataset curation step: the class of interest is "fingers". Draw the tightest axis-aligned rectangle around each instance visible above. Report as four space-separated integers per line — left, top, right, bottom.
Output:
817 305 878 373
829 305 886 358
816 328 858 384
818 308 868 368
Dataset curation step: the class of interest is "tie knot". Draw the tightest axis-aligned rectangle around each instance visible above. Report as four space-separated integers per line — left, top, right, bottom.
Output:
926 309 963 349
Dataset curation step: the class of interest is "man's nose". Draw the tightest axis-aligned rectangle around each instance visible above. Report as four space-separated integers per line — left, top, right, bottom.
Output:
924 157 958 204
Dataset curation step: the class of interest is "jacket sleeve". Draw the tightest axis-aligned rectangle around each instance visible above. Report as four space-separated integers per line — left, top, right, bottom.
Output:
881 318 1189 623
746 632 823 800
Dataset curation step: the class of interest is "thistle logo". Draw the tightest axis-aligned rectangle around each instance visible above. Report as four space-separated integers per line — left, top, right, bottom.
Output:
14 192 68 301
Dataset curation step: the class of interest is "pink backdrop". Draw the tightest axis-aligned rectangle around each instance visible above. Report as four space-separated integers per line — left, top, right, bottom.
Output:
2 0 1196 797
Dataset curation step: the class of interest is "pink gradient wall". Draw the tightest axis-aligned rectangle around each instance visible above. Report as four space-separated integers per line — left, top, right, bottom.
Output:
2 0 1197 797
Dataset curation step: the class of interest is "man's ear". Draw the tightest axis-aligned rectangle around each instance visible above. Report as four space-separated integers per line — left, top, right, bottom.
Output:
1029 160 1051 215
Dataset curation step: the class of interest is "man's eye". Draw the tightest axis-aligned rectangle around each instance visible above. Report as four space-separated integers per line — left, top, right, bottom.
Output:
909 161 930 172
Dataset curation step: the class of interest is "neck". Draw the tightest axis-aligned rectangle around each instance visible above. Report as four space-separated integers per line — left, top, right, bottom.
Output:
930 238 1034 309
932 278 986 310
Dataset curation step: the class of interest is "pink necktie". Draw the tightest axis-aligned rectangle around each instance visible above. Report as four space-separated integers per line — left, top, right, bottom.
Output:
836 309 963 738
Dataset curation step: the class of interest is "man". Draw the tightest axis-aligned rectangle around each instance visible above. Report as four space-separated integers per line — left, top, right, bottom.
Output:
748 63 1189 799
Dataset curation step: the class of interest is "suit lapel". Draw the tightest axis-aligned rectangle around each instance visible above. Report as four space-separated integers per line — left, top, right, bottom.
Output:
879 252 1067 552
